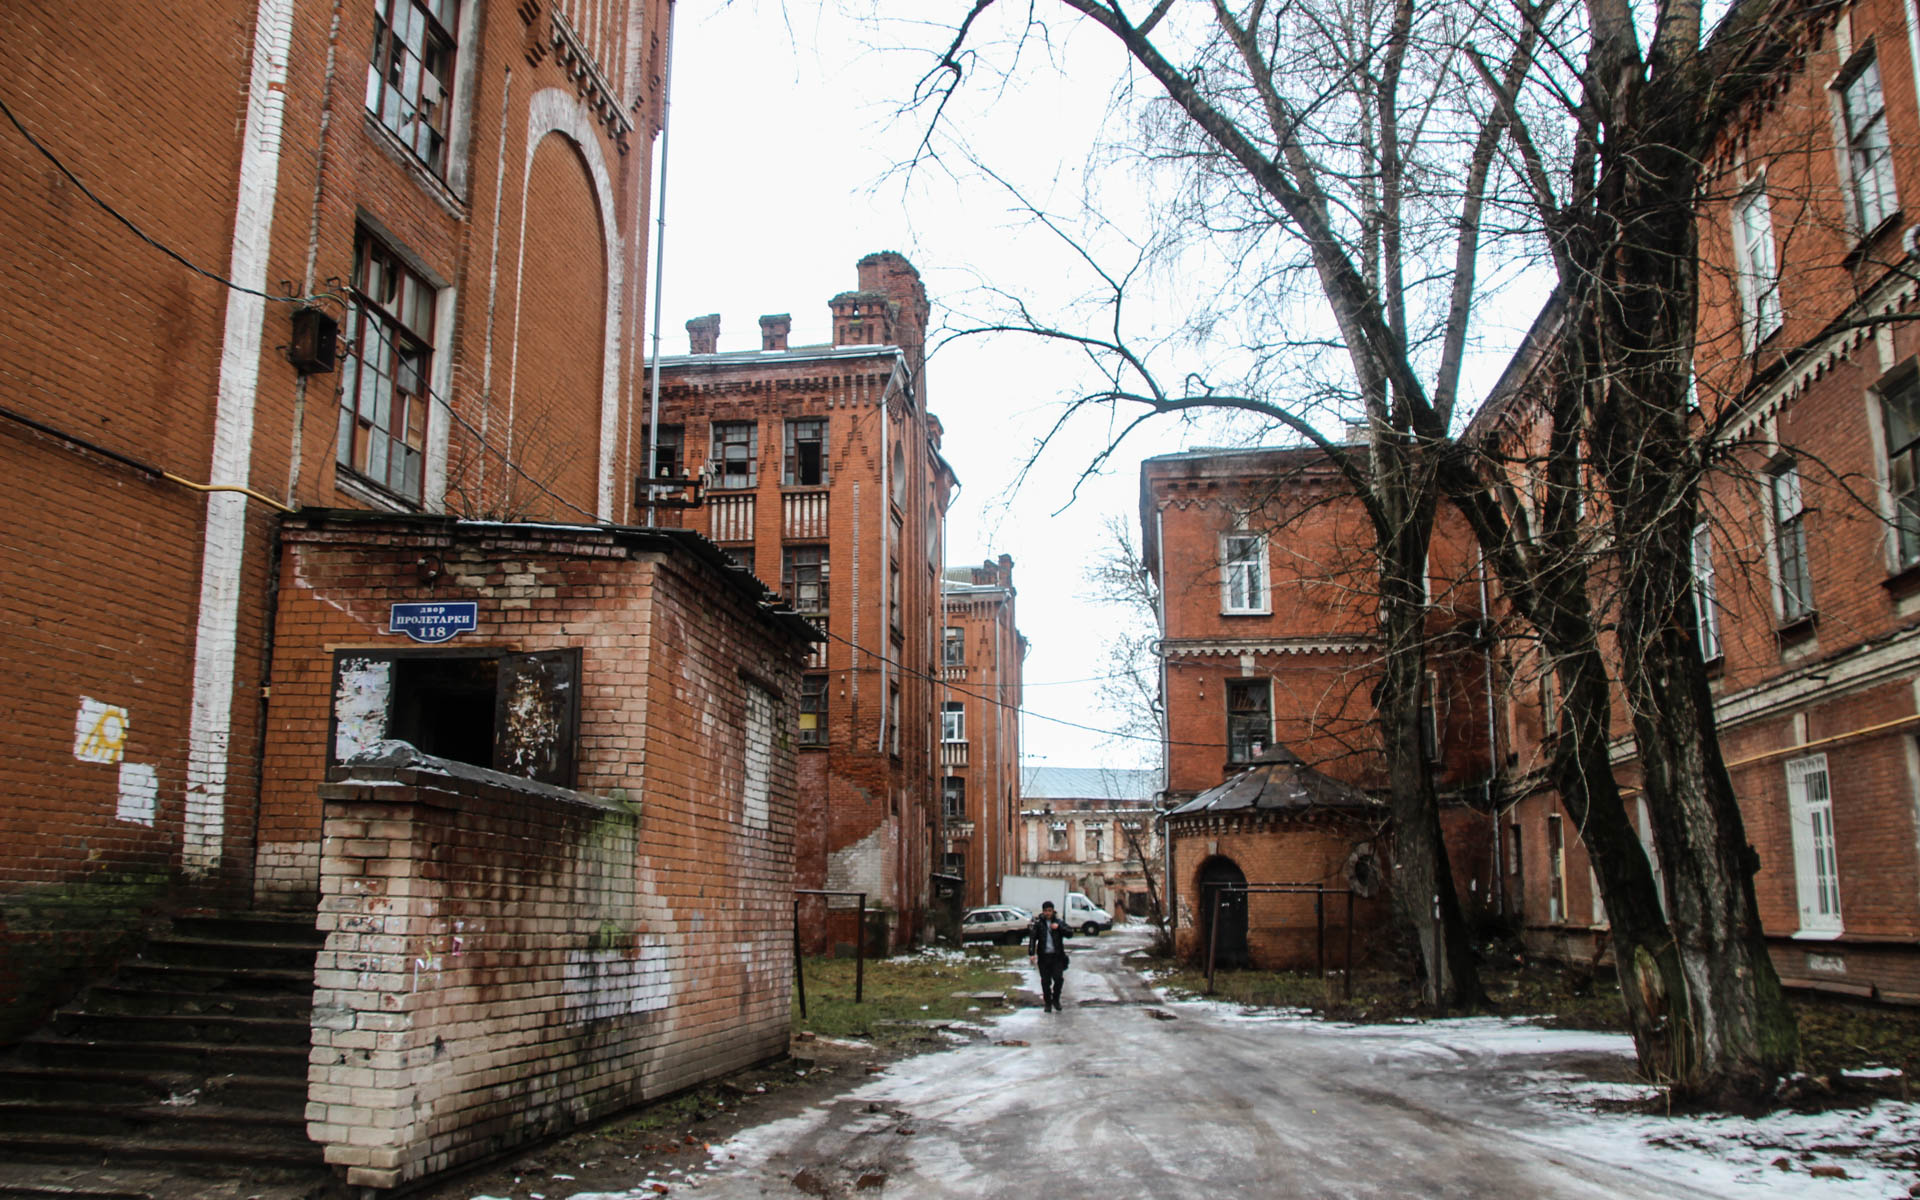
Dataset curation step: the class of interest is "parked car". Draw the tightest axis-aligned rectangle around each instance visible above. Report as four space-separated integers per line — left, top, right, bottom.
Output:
960 905 1033 945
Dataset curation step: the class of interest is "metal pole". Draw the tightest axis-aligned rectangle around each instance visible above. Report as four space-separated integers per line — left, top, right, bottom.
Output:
1344 890 1354 1001
1431 892 1445 1016
1205 885 1222 995
642 0 677 526
792 897 807 1019
1315 886 1326 980
856 892 867 1004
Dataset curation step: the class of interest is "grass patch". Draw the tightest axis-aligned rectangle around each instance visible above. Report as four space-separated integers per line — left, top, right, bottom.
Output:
793 945 1025 1045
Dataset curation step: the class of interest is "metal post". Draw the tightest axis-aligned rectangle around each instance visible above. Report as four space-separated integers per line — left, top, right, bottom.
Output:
1344 890 1354 1002
1205 885 1222 995
792 897 807 1019
856 892 867 1004
1315 886 1326 979
1431 892 1445 1016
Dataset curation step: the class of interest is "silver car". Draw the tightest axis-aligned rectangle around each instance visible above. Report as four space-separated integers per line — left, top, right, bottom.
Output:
960 905 1032 945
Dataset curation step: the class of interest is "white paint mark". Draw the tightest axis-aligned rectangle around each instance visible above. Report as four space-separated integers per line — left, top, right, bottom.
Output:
73 697 129 764
563 944 671 1019
117 762 158 826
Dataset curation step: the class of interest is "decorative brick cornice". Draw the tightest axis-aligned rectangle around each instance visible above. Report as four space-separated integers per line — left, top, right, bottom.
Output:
1160 636 1376 658
550 8 632 149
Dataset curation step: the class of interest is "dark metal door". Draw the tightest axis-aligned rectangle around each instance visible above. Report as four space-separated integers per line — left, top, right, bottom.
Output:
1198 856 1249 967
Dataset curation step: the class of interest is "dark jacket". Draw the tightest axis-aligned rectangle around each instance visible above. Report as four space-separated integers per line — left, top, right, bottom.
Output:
1027 914 1070 960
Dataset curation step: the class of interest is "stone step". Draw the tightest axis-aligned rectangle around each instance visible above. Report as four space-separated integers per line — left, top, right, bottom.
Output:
116 960 316 998
9 1037 309 1079
0 1128 321 1171
0 1064 303 1108
49 1010 313 1048
0 1100 313 1150
79 983 312 1022
135 937 321 973
170 912 324 947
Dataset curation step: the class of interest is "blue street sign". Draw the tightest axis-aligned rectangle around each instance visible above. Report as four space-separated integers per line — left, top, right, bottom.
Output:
389 601 479 644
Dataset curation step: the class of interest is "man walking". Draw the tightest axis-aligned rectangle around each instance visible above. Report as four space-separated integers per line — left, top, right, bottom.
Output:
1027 901 1070 1012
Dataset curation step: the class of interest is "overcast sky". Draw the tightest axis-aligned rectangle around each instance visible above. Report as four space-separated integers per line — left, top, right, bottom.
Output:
649 2 1538 770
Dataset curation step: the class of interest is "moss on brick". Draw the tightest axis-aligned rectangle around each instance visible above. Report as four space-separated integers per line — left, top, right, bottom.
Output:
0 869 170 1044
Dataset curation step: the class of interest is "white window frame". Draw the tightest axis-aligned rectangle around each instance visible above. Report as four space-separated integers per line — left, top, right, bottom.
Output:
1835 50 1898 237
1785 754 1842 936
941 701 966 743
1220 532 1270 614
1692 522 1722 662
1732 183 1782 348
1770 462 1814 622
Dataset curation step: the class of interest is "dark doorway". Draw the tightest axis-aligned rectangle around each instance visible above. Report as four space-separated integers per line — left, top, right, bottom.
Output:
1197 856 1249 968
391 656 497 768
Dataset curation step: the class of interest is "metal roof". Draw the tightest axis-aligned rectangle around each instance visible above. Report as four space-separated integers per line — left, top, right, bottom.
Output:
1164 746 1380 818
1020 766 1160 802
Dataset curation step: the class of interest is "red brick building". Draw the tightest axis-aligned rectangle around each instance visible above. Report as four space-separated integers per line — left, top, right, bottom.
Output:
941 557 1026 909
1139 445 1497 966
1490 0 1920 1003
1 0 677 1035
649 254 960 950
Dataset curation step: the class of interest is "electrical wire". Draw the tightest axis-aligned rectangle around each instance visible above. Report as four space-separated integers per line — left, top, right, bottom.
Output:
813 624 1228 749
0 91 336 308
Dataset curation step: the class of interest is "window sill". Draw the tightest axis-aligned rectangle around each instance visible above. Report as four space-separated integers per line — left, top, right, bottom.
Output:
1844 210 1904 267
1791 927 1845 941
362 111 466 219
1776 612 1818 644
1220 608 1274 618
1882 560 1920 598
335 469 420 513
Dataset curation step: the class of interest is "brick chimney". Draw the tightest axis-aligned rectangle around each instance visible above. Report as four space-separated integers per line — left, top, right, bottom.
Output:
759 313 792 351
686 313 720 355
829 290 894 348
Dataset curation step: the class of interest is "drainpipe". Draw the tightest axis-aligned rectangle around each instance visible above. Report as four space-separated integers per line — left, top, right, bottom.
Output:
184 0 295 878
643 0 676 525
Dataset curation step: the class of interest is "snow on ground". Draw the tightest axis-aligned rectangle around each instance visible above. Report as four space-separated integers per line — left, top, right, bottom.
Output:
1159 994 1920 1197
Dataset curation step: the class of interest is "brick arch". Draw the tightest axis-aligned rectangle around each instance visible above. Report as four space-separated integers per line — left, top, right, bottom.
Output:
518 89 623 520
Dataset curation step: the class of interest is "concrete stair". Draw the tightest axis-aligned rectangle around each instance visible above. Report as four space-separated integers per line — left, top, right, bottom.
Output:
0 912 327 1186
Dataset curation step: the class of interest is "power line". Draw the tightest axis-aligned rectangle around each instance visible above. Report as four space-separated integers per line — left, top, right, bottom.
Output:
814 624 1225 749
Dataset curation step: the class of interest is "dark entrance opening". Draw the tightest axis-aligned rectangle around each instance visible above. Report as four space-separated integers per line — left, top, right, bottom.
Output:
1197 855 1250 968
390 656 498 768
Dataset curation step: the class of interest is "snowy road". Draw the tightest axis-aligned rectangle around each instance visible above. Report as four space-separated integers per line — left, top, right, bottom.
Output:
548 927 1919 1199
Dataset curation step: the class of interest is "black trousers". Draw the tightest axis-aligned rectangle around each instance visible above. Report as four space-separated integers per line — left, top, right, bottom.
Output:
1037 953 1067 1008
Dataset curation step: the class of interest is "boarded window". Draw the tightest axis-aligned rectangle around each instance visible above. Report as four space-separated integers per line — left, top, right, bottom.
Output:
743 684 774 828
330 648 580 786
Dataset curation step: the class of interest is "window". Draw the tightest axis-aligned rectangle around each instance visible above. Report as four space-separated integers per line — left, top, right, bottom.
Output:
942 776 966 822
783 546 828 614
1547 813 1566 924
1771 462 1814 621
1692 522 1722 662
1049 823 1068 852
798 675 826 746
643 425 684 479
1086 823 1104 859
743 685 773 828
340 229 434 501
943 626 965 667
1785 754 1842 934
942 701 966 743
1732 184 1782 346
888 682 900 758
1884 375 1920 568
890 442 906 507
723 546 754 578
1837 52 1897 234
889 563 901 636
710 422 758 489
366 0 459 176
784 418 828 486
1540 670 1558 737
329 649 579 786
1225 678 1272 764
1221 533 1268 613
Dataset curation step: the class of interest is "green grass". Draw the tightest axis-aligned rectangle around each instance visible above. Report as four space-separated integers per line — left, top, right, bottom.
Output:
792 945 1026 1045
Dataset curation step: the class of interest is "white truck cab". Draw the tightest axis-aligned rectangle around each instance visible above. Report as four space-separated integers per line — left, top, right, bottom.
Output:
1062 892 1114 935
